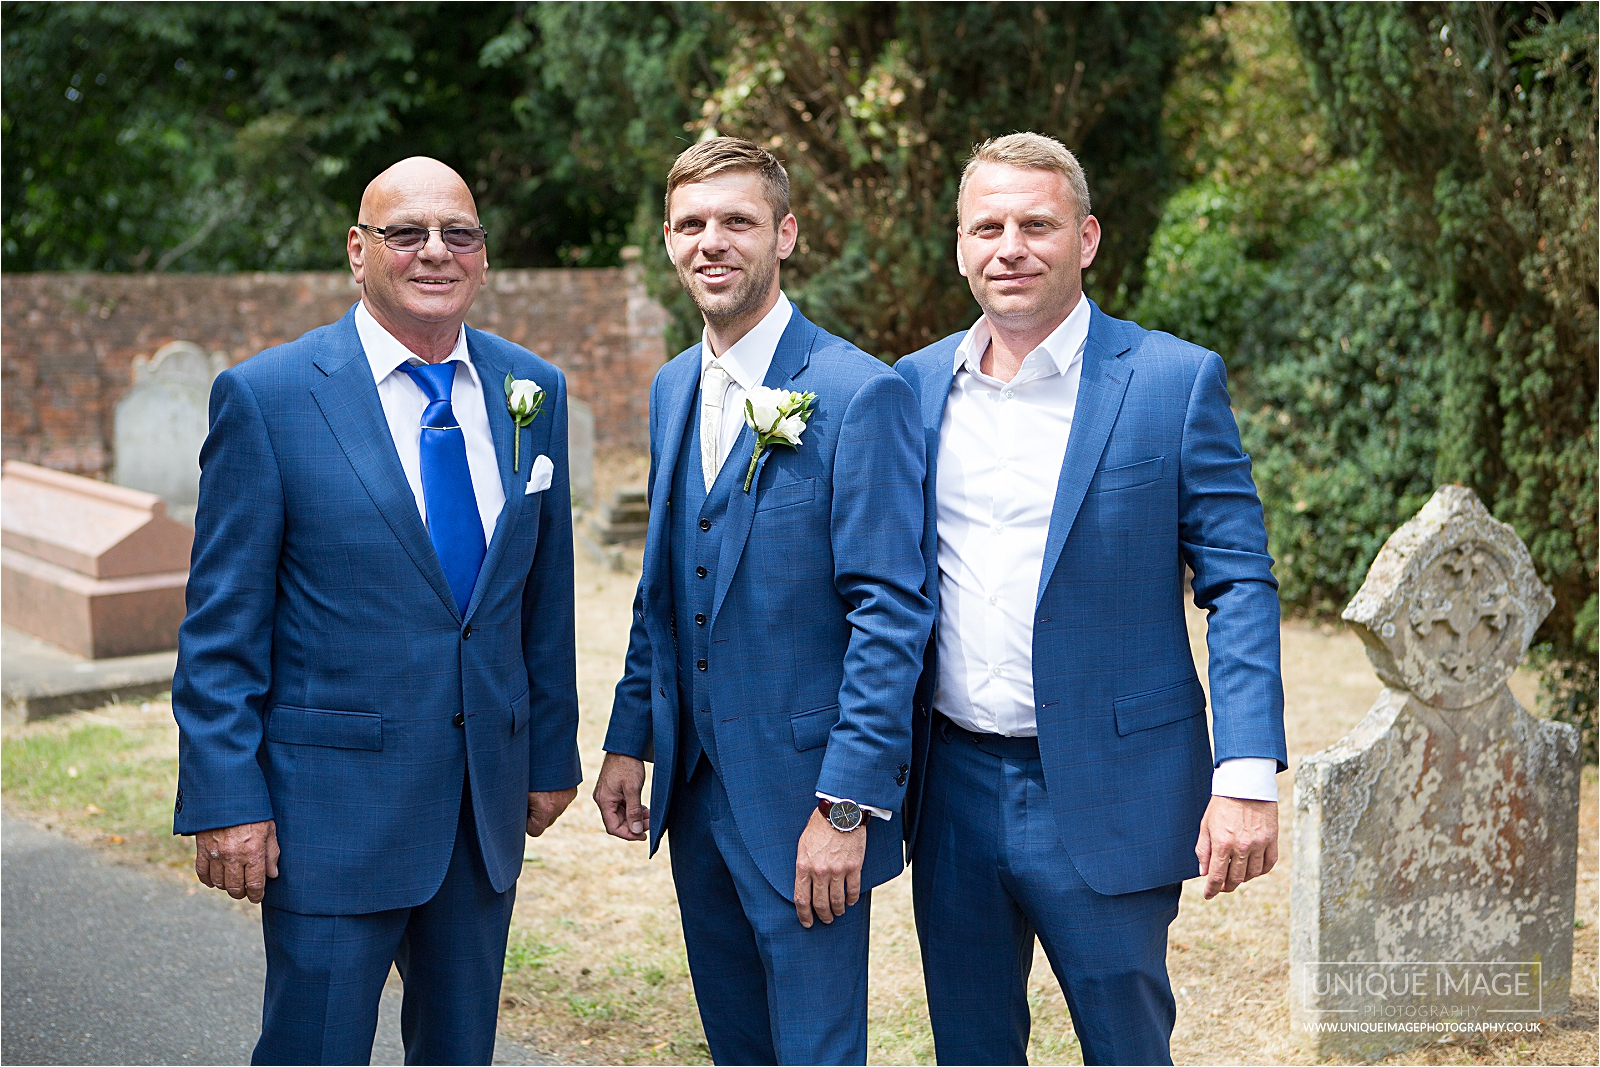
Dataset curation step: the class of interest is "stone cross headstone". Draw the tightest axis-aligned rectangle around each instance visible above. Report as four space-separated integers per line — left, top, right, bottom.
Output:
1290 485 1581 1061
112 340 221 526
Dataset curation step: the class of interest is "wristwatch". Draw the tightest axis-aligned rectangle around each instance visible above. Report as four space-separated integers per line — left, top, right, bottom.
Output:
817 797 863 832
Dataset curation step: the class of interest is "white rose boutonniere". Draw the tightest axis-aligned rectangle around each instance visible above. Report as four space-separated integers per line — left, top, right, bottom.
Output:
741 386 817 492
504 375 545 472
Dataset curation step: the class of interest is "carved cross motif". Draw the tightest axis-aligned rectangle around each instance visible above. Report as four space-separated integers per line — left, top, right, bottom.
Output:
1407 543 1516 681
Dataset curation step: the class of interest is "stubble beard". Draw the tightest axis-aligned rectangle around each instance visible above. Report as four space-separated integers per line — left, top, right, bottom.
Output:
677 236 781 329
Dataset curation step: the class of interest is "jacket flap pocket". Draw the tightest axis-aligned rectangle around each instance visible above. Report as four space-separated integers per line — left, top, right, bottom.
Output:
267 706 382 750
756 476 816 513
1113 679 1204 737
790 703 840 751
511 688 531 735
1092 456 1163 494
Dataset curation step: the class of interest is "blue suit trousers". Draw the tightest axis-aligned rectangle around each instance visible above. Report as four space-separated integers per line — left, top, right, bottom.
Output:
669 758 872 1066
253 776 515 1065
913 718 1180 1066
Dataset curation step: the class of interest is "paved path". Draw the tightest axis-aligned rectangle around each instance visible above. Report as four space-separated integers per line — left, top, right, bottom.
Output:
1 815 539 1065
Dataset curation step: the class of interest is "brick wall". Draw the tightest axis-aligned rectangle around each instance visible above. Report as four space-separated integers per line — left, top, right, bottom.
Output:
1 266 668 477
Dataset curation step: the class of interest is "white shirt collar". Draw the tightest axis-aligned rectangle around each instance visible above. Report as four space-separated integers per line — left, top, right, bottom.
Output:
953 293 1091 381
355 300 478 389
700 290 793 391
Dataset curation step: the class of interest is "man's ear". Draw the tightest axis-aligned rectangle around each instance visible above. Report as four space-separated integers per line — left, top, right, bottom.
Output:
662 220 674 267
348 226 366 284
776 213 798 260
955 241 968 278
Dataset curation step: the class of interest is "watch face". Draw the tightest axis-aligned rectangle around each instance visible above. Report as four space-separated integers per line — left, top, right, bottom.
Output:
828 799 863 831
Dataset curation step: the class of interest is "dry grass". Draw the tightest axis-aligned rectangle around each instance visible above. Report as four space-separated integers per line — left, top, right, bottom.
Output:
4 464 1594 1065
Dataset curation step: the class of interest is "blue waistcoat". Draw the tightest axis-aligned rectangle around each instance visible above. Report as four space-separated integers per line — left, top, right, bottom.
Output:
669 399 739 778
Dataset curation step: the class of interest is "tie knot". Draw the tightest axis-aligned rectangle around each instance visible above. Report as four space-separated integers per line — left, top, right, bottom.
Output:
704 364 732 403
401 360 458 404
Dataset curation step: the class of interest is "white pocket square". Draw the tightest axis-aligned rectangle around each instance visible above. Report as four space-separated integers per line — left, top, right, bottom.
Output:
524 454 554 495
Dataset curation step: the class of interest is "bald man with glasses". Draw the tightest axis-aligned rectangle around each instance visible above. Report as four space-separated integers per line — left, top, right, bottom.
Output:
173 157 580 1065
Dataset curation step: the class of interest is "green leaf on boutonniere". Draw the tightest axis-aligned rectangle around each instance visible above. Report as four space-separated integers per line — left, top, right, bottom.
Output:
505 373 544 472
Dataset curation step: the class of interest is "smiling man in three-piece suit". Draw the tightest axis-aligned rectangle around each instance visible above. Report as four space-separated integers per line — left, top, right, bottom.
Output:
594 138 932 1065
894 133 1288 1065
172 157 580 1065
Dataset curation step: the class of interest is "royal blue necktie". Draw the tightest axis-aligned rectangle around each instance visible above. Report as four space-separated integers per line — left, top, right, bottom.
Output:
400 361 486 616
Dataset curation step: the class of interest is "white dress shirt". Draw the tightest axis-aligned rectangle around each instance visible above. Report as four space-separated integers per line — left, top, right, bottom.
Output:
932 296 1278 801
698 291 793 477
698 291 888 821
355 301 506 541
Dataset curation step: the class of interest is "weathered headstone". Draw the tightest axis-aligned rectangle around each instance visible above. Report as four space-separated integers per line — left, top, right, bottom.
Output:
1 461 192 659
112 340 220 526
1290 486 1581 1060
568 396 596 511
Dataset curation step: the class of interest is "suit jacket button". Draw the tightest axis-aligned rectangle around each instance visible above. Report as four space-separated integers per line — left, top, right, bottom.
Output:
699 519 712 531
453 711 466 727
696 659 708 672
695 613 706 626
462 624 473 639
696 566 707 578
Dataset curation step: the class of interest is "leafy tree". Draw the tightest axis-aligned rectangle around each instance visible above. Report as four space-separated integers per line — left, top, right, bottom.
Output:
0 1 674 271
670 1 1204 358
1139 2 1597 757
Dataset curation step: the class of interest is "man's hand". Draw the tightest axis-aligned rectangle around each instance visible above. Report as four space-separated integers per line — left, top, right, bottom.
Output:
194 820 280 903
1195 796 1278 900
593 752 649 841
794 809 866 929
527 788 578 837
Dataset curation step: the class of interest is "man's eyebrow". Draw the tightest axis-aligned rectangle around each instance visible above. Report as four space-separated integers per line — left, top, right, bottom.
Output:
384 212 478 226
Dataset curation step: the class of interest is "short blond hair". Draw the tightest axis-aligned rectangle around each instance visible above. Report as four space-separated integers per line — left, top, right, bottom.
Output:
665 137 791 226
957 132 1090 225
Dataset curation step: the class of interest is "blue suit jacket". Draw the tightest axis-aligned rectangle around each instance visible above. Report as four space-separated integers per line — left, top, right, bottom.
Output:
172 305 581 915
895 300 1287 895
604 308 933 901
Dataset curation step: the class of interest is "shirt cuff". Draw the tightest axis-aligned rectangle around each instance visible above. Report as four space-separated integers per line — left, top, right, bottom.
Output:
816 792 892 822
1210 758 1280 802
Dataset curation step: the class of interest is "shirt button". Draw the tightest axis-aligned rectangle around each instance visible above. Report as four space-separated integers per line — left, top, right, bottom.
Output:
1003 389 1015 399
696 566 708 578
989 595 998 605
695 613 707 626
699 519 712 531
697 659 708 672
991 523 1002 534
991 666 1002 677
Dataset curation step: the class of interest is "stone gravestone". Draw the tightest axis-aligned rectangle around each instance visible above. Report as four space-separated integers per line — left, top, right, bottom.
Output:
1 461 192 659
1290 485 1581 1060
567 396 596 511
113 340 220 526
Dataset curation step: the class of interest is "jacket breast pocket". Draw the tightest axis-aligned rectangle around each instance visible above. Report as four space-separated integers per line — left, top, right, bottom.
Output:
756 477 816 513
267 706 382 750
790 702 840 751
1092 456 1164 494
1113 678 1204 737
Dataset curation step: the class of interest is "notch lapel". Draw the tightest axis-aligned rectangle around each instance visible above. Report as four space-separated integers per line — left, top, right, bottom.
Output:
644 349 703 605
1035 303 1134 608
310 312 460 622
461 333 520 621
711 311 814 626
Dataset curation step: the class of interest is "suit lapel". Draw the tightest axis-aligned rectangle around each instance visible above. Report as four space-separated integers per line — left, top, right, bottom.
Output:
644 349 702 605
1035 302 1133 607
310 310 460 622
711 309 814 626
462 332 519 621
917 340 961 613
